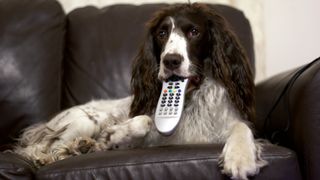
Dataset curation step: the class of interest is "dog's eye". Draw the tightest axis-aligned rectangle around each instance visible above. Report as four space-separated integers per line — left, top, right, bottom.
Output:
188 28 200 38
158 30 168 39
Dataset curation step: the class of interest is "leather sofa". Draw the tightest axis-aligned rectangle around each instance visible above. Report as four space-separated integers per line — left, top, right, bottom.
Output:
0 0 318 179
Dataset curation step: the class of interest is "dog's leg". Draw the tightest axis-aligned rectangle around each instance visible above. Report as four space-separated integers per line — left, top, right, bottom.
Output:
50 136 97 161
12 97 134 166
220 121 267 180
99 115 152 150
59 115 152 155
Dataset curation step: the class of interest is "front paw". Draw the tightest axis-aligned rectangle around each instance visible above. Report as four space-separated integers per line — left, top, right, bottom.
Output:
105 115 152 149
129 115 152 137
220 143 267 180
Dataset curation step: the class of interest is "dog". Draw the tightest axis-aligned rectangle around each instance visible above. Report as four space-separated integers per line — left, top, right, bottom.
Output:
11 3 267 180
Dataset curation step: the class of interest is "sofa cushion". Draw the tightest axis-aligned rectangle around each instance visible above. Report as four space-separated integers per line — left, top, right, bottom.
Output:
0 0 65 145
62 4 255 108
36 144 301 180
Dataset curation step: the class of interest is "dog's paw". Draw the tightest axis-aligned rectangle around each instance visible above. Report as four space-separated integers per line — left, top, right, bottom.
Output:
34 155 54 168
76 137 96 154
129 115 152 137
107 115 151 138
220 143 267 180
58 136 108 156
105 115 152 149
220 153 258 180
219 122 268 180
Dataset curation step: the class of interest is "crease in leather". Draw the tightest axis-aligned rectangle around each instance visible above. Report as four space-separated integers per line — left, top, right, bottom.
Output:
38 158 216 177
66 56 110 94
38 146 297 175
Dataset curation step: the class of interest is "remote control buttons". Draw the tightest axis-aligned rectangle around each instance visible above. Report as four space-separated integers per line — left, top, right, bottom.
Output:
158 107 163 115
157 79 187 119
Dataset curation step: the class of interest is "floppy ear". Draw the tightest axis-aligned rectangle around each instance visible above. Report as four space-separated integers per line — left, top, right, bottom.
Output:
129 31 162 118
129 9 170 117
206 7 255 123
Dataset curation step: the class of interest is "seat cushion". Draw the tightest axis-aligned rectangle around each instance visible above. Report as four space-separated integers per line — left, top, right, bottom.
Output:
36 144 301 180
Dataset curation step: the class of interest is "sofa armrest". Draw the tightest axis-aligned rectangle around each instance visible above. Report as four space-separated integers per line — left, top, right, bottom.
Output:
255 58 320 180
0 152 35 179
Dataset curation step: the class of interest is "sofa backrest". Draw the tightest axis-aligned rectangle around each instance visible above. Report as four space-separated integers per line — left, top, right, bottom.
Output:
0 0 254 146
62 3 255 109
0 0 65 145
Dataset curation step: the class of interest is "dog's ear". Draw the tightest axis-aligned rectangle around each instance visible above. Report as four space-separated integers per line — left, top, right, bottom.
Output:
129 30 162 118
205 7 255 123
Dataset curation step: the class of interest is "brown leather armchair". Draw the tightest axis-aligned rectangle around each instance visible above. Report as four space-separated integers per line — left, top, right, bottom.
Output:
1 0 318 179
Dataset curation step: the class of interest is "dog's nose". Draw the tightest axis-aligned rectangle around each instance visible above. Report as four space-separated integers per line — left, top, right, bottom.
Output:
163 54 183 70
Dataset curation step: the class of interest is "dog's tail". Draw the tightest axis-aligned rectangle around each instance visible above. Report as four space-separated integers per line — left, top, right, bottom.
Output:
7 123 69 163
16 123 68 147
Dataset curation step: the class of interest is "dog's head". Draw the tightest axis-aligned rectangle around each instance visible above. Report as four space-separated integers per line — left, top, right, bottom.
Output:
130 3 254 123
153 8 211 81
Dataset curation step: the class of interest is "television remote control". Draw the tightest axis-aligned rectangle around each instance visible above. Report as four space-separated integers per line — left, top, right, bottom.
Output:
154 77 189 135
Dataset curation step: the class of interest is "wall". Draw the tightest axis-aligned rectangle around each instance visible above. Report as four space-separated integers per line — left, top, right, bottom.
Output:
264 0 320 78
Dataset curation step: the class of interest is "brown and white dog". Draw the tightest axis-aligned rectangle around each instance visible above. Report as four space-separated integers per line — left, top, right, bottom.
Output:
12 3 267 180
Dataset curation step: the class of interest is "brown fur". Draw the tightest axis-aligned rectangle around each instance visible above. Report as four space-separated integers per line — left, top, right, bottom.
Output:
130 3 255 124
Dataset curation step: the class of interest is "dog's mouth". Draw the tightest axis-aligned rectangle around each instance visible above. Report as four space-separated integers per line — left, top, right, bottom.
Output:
162 75 202 93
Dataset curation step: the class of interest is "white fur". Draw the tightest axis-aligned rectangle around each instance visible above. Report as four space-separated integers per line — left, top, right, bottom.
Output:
159 17 191 80
12 97 152 166
11 16 266 180
12 78 266 179
143 78 237 146
220 122 267 180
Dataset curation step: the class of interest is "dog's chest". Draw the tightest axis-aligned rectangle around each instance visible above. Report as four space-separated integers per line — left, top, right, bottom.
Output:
145 80 241 146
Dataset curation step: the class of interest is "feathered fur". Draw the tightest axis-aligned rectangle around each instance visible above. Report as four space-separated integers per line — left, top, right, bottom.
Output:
8 3 266 180
130 4 255 123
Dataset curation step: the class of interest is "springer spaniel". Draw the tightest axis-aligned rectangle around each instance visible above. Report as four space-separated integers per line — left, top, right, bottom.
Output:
11 3 267 180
